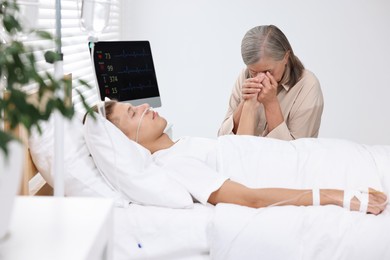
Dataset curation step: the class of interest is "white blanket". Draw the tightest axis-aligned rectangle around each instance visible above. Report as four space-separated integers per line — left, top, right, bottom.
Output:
210 204 390 260
210 136 390 260
113 203 213 260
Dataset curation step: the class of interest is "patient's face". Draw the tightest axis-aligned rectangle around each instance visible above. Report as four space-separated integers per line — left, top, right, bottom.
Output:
111 102 167 143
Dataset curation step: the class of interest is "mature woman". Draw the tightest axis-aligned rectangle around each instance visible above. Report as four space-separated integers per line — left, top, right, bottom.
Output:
218 25 324 140
86 100 387 215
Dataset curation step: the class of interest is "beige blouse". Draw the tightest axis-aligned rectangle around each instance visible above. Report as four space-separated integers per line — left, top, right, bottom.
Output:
218 68 324 140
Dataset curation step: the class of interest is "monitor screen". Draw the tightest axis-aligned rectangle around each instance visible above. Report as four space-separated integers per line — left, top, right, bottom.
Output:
90 41 161 107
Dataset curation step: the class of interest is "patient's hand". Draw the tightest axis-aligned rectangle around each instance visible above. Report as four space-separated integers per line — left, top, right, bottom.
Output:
350 188 387 215
367 188 387 215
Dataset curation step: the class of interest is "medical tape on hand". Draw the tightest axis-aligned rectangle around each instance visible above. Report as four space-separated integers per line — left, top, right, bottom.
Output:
343 190 369 213
312 188 320 206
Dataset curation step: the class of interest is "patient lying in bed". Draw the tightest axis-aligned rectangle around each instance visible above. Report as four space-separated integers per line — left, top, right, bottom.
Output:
82 100 388 215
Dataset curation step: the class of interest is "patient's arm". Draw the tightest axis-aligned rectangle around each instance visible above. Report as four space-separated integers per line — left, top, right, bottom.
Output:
208 180 387 215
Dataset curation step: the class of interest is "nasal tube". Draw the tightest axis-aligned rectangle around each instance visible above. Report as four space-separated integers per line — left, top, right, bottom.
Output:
135 107 153 143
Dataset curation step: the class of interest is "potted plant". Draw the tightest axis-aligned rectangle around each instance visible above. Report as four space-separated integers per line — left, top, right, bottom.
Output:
0 0 90 240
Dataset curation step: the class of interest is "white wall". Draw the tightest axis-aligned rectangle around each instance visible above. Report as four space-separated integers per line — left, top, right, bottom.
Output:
122 0 390 145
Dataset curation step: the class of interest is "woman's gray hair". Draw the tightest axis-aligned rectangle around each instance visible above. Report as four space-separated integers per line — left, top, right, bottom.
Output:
241 25 304 87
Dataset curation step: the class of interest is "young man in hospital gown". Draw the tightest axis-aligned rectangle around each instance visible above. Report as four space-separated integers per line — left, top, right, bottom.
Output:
85 100 387 215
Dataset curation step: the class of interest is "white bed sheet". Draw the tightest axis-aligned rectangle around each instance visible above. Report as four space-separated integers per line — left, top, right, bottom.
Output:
113 203 214 260
210 204 390 260
109 136 390 260
209 136 390 260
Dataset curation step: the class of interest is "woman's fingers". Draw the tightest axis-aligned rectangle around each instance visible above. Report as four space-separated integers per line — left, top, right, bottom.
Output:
243 78 262 91
243 73 279 103
242 78 262 100
257 76 278 104
266 71 278 87
242 85 261 94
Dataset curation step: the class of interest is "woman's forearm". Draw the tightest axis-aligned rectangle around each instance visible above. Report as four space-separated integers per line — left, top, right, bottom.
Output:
263 100 284 133
232 100 245 134
236 100 260 135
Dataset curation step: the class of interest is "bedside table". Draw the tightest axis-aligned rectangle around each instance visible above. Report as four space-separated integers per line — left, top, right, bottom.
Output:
0 196 114 260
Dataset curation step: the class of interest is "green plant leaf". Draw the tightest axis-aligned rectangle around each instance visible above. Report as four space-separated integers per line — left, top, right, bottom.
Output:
0 131 16 155
3 13 22 34
44 50 61 64
0 0 92 157
35 30 53 40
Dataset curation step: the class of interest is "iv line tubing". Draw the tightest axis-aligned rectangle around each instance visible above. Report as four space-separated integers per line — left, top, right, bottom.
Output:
135 107 153 143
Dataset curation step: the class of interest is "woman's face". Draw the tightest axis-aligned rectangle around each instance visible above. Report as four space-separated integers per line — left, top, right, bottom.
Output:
110 102 167 143
247 53 289 83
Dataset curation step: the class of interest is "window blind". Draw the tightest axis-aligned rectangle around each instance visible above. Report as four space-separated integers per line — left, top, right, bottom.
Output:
19 0 121 111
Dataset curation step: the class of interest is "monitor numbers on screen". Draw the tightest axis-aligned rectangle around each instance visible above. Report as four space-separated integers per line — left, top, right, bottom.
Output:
91 41 161 106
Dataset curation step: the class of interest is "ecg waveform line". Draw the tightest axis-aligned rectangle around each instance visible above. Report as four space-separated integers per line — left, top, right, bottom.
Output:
114 48 150 58
118 65 153 74
121 81 155 91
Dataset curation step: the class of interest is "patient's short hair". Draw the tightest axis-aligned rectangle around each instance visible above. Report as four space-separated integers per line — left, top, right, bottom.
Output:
82 100 118 124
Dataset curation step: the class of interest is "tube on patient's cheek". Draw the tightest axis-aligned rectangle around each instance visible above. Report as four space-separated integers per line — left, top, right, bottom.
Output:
135 107 153 143
97 100 106 118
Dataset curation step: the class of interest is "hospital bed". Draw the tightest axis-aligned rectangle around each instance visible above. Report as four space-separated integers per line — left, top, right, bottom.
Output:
22 95 390 260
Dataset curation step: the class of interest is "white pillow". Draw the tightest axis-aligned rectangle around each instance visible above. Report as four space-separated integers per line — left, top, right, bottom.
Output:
83 112 194 208
29 113 124 201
